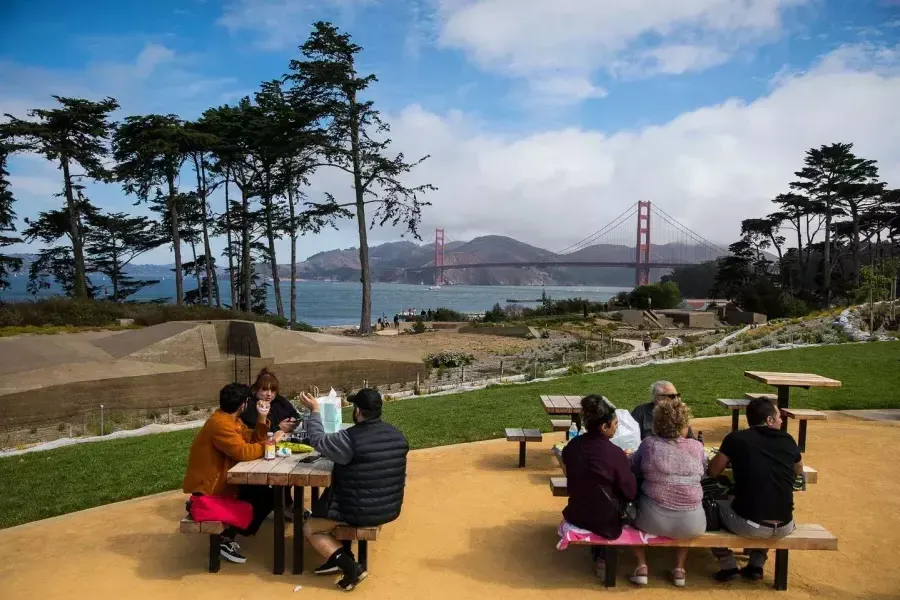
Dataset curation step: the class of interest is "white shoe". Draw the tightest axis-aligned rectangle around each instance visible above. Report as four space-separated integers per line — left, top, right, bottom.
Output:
672 568 686 587
629 566 649 585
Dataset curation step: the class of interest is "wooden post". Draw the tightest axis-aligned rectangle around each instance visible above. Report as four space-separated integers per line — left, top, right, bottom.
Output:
461 366 465 382
168 405 172 423
500 360 504 382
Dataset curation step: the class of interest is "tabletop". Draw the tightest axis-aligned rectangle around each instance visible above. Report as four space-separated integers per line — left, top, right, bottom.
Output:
744 371 842 388
227 453 333 487
540 395 583 414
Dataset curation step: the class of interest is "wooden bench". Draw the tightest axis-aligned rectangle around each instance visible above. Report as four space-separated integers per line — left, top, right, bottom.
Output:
505 428 542 468
335 525 380 570
564 523 837 590
782 408 826 452
550 419 572 437
745 392 778 401
180 517 226 573
717 398 749 431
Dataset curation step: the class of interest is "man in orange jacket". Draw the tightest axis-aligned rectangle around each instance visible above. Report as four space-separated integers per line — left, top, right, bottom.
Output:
183 383 286 564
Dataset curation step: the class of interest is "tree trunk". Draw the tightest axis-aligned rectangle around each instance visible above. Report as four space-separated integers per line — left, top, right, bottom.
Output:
224 170 236 309
823 206 832 305
241 189 251 313
349 93 372 334
61 158 88 299
190 240 201 299
167 173 184 306
288 186 298 325
195 155 216 307
851 204 861 287
262 175 283 317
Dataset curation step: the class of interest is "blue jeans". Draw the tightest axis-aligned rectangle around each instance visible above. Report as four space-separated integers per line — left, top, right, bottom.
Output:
712 499 795 570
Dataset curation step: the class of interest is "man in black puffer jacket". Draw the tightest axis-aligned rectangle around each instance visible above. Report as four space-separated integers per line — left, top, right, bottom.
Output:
298 388 408 592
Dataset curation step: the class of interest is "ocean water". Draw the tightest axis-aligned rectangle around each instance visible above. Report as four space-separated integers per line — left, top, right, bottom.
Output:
1 276 628 327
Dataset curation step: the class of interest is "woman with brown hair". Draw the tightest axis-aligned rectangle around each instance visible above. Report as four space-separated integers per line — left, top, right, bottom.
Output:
240 367 300 435
240 368 301 519
561 395 638 581
630 398 706 587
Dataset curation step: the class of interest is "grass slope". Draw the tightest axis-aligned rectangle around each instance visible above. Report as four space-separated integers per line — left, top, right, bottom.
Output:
2 343 897 529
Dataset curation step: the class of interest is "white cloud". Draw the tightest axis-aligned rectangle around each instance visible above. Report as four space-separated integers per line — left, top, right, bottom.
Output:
347 43 900 254
434 0 809 101
524 75 608 107
217 0 376 50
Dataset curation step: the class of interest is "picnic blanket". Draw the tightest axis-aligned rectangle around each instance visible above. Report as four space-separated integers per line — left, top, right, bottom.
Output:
557 520 673 550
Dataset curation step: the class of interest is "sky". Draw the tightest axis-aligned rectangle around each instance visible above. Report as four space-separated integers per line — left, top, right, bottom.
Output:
2 0 900 265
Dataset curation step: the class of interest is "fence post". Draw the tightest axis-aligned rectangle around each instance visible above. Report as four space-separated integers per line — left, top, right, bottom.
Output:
461 366 465 382
416 373 420 388
500 360 504 382
168 405 172 423
100 405 105 436
534 362 538 379
585 347 588 363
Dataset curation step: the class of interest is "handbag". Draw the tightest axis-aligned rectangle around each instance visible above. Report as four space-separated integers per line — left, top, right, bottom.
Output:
700 475 732 532
188 494 253 530
598 483 637 527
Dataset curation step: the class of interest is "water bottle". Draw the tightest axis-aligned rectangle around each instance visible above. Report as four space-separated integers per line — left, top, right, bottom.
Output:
568 422 578 440
265 432 276 460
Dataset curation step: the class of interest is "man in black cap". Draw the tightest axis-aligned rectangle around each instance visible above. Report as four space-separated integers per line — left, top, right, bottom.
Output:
298 388 409 591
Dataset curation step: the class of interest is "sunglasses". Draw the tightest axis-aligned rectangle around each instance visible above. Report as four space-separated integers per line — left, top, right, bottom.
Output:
658 392 682 399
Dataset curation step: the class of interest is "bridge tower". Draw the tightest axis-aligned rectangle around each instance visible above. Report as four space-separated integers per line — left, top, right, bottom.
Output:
635 201 651 286
434 228 445 285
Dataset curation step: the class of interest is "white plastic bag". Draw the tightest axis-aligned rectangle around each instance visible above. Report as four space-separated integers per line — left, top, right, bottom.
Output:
610 409 640 453
318 388 343 434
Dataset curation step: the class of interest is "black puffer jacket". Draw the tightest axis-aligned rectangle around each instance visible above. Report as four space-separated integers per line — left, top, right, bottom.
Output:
325 418 409 527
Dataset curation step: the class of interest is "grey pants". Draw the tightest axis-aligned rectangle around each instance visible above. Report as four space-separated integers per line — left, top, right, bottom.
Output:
711 499 795 570
635 496 706 539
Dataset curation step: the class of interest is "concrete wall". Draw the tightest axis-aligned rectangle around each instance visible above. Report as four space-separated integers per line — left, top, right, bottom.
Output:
725 310 767 325
0 359 424 427
658 310 718 329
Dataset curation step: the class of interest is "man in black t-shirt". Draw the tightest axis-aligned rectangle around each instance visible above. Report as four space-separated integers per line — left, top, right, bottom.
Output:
707 397 803 582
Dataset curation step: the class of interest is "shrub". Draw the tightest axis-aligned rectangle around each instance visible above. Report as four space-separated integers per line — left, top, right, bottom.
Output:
425 351 475 368
482 303 507 323
567 363 586 376
540 330 551 339
432 307 469 322
411 318 426 334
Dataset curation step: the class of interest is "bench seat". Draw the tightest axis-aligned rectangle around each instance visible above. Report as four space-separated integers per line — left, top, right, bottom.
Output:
782 409 827 452
565 523 836 590
180 517 226 572
335 525 380 570
550 419 571 433
506 427 542 468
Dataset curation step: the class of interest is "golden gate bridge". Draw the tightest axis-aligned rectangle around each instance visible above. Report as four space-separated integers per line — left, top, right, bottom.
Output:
407 201 728 286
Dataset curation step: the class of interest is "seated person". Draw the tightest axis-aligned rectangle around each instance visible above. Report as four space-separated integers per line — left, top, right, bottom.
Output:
630 398 706 587
708 397 802 582
240 367 300 520
182 383 285 564
561 395 638 581
631 380 694 440
298 388 409 592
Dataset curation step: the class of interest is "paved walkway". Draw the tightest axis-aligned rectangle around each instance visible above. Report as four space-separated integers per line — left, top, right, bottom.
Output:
2 416 898 599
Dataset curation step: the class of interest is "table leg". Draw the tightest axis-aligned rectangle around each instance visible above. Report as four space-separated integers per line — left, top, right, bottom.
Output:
572 413 582 431
774 549 789 590
604 547 618 588
311 487 319 505
731 410 739 432
777 387 790 432
273 486 285 575
292 485 305 574
798 420 808 453
518 441 526 468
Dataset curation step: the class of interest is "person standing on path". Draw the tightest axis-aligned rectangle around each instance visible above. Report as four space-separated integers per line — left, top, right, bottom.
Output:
642 333 651 353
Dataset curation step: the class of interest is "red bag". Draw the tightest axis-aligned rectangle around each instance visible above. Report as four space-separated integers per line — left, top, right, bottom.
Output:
189 495 253 530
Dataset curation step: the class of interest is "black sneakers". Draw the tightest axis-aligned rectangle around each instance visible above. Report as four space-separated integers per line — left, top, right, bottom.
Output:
313 555 343 575
741 565 764 580
220 538 247 564
714 567 740 582
337 567 368 591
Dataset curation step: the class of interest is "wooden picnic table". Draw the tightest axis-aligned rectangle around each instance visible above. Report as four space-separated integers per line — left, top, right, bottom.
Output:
540 395 583 430
227 453 333 575
743 371 840 432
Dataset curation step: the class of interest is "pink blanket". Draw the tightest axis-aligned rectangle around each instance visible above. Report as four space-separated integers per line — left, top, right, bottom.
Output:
557 520 673 550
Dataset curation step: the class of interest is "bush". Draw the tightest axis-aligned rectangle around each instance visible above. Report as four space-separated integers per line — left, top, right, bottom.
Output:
425 351 475 368
567 363 586 376
482 303 507 323
412 319 426 334
432 307 469 322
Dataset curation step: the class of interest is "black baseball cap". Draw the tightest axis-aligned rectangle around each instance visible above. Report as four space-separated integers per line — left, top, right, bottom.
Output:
349 388 383 412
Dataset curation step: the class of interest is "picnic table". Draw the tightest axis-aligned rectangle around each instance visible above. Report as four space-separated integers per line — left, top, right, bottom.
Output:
227 452 333 575
540 395 583 430
743 371 841 432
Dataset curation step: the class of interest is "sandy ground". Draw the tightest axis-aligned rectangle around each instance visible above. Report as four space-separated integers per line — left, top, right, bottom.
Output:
1 416 899 600
362 329 545 359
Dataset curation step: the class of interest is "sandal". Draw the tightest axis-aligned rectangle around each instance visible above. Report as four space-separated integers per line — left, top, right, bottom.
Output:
629 565 649 585
672 567 686 587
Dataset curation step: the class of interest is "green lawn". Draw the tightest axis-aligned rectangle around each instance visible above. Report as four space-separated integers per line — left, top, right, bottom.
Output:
1 342 897 529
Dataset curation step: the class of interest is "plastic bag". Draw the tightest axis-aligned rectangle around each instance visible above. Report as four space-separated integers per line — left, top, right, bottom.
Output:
318 388 343 434
610 409 640 452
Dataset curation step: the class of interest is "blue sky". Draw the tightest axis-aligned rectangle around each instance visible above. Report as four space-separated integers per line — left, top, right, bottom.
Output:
2 0 899 264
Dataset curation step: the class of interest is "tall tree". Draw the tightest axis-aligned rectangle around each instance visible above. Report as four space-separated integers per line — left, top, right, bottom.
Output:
85 211 162 300
2 96 119 298
113 114 190 306
286 21 435 334
185 120 221 307
790 142 871 303
0 145 23 289
22 191 98 297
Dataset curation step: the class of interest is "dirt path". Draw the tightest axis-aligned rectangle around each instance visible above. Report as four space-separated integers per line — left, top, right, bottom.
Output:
1 416 897 599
